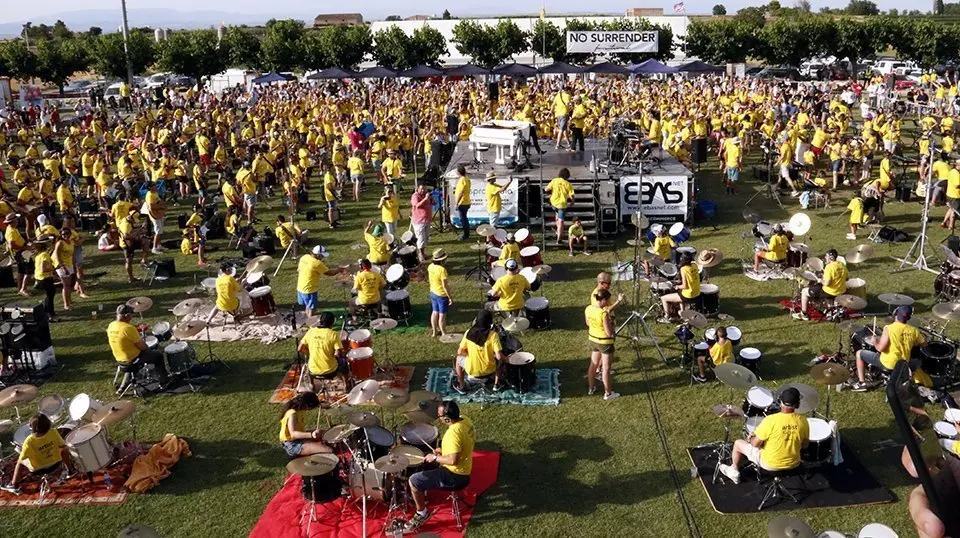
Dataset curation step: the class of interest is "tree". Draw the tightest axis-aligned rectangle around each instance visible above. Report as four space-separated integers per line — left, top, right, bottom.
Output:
35 38 89 93
385 16 402 21
734 6 768 26
601 18 674 63
846 0 880 15
530 19 570 63
409 25 448 66
302 25 372 70
756 16 831 67
795 0 812 11
52 20 72 40
713 4 728 15
373 26 413 69
831 17 885 78
88 26 103 37
259 19 304 72
220 27 261 69
0 40 37 80
935 0 945 14
685 18 760 64
90 31 156 79
442 9 452 19
451 20 497 67
157 30 227 82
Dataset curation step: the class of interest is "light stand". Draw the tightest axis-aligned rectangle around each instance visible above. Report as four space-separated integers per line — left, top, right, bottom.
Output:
745 143 786 211
894 142 938 274
612 222 668 367
198 324 229 369
272 202 300 277
464 242 491 283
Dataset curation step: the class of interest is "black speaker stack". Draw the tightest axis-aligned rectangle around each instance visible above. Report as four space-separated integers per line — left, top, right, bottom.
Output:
0 301 55 372
691 137 708 164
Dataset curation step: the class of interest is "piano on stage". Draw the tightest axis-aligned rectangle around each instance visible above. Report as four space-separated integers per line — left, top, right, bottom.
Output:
469 120 532 165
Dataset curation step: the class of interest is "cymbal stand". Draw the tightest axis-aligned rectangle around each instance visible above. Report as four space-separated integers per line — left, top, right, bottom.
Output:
198 324 229 369
299 479 320 536
341 441 370 538
384 470 412 534
745 146 785 211
702 417 734 484
464 241 491 283
612 258 668 368
374 327 397 379
894 141 937 274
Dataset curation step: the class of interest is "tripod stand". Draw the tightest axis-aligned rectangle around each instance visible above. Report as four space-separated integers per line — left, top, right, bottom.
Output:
894 142 938 274
464 242 491 283
745 147 786 211
613 217 669 367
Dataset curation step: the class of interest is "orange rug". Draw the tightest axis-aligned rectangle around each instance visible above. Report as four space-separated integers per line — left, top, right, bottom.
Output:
269 365 416 404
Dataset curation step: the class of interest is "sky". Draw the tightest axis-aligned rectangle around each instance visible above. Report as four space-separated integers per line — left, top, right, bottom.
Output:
0 0 916 24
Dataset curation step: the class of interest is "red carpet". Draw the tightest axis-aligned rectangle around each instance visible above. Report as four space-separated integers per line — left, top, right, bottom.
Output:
778 299 864 322
250 451 500 538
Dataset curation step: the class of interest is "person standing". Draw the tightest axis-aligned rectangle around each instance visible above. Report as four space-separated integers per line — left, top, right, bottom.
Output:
427 249 453 338
453 165 471 240
585 289 619 400
410 183 433 263
33 237 57 321
322 162 340 229
485 172 513 226
5 214 31 297
545 168 574 244
379 184 401 237
942 159 960 232
144 182 166 255
724 136 742 195
297 245 337 319
569 96 587 153
553 85 572 150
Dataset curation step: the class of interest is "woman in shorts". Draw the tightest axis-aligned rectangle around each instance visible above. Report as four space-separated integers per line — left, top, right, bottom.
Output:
278 392 332 457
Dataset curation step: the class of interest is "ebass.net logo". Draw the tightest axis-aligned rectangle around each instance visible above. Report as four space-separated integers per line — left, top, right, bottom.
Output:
623 181 684 205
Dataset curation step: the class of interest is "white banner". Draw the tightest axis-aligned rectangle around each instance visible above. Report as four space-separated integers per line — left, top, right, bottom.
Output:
446 177 519 227
566 31 659 54
619 175 689 223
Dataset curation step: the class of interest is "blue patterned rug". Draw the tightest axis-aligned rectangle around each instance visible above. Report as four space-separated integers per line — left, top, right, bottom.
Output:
423 368 561 406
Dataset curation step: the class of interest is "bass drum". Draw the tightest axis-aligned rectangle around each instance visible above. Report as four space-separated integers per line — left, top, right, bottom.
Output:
299 454 342 503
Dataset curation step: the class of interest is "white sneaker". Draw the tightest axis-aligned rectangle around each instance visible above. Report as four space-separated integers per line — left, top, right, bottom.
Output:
846 233 857 240
151 248 163 255
588 386 596 395
718 463 740 484
603 391 620 401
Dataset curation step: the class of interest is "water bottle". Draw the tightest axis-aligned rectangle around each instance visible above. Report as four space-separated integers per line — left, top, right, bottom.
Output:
103 471 112 492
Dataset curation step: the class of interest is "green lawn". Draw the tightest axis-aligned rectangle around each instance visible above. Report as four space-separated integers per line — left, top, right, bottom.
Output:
0 147 943 537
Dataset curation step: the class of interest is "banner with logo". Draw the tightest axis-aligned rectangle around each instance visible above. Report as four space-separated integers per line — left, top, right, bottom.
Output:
446 177 518 227
619 175 689 223
566 31 659 54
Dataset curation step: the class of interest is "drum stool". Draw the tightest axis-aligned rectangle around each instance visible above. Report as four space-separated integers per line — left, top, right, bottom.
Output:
750 464 806 511
760 258 787 274
114 362 150 399
30 462 65 503
683 294 705 314
439 483 472 531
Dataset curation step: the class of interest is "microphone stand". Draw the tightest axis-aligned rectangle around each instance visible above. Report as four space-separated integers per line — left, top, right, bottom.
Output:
893 141 938 274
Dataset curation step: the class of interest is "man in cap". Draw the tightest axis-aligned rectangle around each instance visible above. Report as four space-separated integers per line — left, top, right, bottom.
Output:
719 387 809 484
851 305 927 391
107 304 169 387
490 259 529 315
485 172 514 226
297 245 338 319
427 248 453 337
298 311 348 389
363 220 391 266
5 213 31 296
453 164 471 240
381 148 403 187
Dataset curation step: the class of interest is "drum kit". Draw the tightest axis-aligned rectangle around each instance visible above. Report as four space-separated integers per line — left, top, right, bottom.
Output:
767 516 899 538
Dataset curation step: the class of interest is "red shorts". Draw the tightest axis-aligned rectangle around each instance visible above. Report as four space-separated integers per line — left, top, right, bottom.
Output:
200 154 211 166
811 146 824 156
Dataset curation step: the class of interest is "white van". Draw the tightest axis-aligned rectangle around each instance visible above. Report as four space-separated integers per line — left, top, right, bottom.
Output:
873 60 906 76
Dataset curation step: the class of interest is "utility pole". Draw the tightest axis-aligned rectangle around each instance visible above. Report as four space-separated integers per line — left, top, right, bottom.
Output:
120 0 135 87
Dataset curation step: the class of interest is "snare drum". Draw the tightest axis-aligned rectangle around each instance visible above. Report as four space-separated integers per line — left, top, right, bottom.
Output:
505 351 537 392
650 280 675 296
347 347 375 380
845 278 867 300
520 267 542 292
491 228 508 247
397 246 419 269
486 247 502 265
249 286 276 316
400 422 439 455
787 243 810 268
803 418 834 463
744 416 763 437
143 335 159 350
700 284 720 316
742 386 777 417
693 342 709 358
738 347 762 376
658 262 678 279
349 329 372 349
669 222 691 243
945 408 960 423
164 341 196 374
704 328 717 347
727 326 742 347
386 264 409 291
151 321 173 342
386 290 412 321
935 421 959 440
69 393 103 422
65 423 113 473
515 227 534 247
245 270 269 290
391 445 427 473
524 297 550 330
674 246 697 265
520 246 543 267
37 394 68 424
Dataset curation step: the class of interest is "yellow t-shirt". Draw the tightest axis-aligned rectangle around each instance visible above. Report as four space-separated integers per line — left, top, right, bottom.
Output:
765 234 788 262
498 243 521 265
275 223 297 249
710 339 733 365
441 416 475 476
652 236 674 260
215 274 241 312
107 320 141 363
279 409 304 443
847 198 865 225
948 168 960 200
725 144 741 168
454 176 471 207
822 261 848 296
297 256 329 294
364 233 391 265
485 183 503 213
754 412 809 470
458 332 500 377
428 263 449 297
301 327 342 375
18 430 64 470
381 195 400 223
680 264 700 299
934 160 951 181
585 304 613 345
546 177 573 209
33 251 53 280
492 273 529 311
880 321 926 371
354 270 386 305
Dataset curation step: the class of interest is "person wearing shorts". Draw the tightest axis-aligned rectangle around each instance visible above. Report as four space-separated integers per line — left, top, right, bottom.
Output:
724 136 742 195
410 183 433 263
585 289 619 401
278 392 331 457
942 159 960 232
427 249 452 338
794 249 847 321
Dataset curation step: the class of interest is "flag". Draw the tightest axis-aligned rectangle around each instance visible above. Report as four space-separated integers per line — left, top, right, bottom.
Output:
673 1 685 13
540 2 546 19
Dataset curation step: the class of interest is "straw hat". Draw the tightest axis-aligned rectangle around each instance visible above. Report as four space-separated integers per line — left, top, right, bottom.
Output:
696 248 724 269
432 248 448 262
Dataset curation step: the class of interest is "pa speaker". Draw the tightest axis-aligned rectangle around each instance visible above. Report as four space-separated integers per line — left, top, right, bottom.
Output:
691 137 708 164
487 82 499 102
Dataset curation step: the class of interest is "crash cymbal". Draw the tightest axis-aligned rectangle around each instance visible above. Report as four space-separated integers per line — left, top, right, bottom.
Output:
391 445 425 466
172 298 207 317
943 245 960 267
346 379 380 405
845 244 875 264
92 400 136 426
835 294 867 311
469 243 488 251
370 318 399 331
717 313 736 322
404 406 439 424
788 242 812 255
782 267 802 279
712 404 744 420
630 212 649 229
800 271 819 282
767 515 815 538
408 390 439 404
321 424 357 444
502 316 530 333
374 454 409 474
680 310 708 329
534 264 553 276
714 363 758 390
0 419 14 434
347 411 381 428
805 258 824 272
324 404 354 419
287 454 339 477
245 255 274 274
776 383 819 414
0 384 38 406
742 207 761 224
374 388 410 409
788 213 811 237
173 320 207 339
877 293 914 307
810 363 851 385
476 224 496 237
837 320 863 333
126 296 153 313
933 302 960 321
640 252 665 267
439 333 463 344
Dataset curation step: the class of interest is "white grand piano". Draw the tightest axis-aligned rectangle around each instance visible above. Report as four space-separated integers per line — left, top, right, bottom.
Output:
469 119 532 165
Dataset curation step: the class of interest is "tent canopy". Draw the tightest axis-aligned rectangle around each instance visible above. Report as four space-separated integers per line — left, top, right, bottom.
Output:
629 59 679 74
585 62 631 75
399 65 444 78
357 66 398 78
306 67 358 80
537 61 584 74
252 72 295 84
677 60 724 73
445 64 490 76
492 63 537 76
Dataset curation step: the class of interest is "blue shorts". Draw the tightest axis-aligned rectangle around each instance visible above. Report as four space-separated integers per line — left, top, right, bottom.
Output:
726 167 740 182
430 292 450 314
298 291 319 309
410 467 470 492
554 207 566 221
282 440 304 456
327 201 337 209
831 159 842 172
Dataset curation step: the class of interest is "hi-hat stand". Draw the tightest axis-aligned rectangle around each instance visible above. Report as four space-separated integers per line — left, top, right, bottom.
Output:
464 242 491 283
744 146 786 211
893 142 938 274
613 216 668 367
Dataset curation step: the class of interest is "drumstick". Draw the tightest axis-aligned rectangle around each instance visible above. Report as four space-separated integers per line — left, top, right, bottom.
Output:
872 315 876 337
413 431 436 452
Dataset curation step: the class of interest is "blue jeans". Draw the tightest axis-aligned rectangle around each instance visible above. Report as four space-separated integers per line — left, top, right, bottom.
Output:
457 205 470 238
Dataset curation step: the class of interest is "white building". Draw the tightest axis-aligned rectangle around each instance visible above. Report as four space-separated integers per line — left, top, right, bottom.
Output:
365 15 693 68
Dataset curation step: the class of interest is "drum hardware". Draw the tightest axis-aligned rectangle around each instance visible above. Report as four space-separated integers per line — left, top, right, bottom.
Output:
288 453 340 536
501 316 530 333
811 363 851 419
504 351 537 393
370 317 399 377
767 516 816 538
174 319 227 370
0 384 39 424
701 404 743 484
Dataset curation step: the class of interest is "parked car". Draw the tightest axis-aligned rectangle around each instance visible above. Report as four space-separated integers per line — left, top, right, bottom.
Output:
62 80 93 95
751 67 807 81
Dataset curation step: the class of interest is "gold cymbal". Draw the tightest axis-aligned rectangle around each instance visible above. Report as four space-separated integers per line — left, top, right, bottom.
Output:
287 454 339 477
476 224 496 237
767 516 815 538
835 294 867 311
374 388 410 409
680 310 707 329
347 411 381 428
845 244 875 264
245 255 274 274
126 296 154 313
878 293 915 307
92 400 137 426
0 384 38 406
502 316 530 333
370 318 399 331
172 298 207 317
391 445 425 466
711 404 744 420
374 454 409 474
439 333 463 344
534 264 553 276
933 302 960 321
714 363 757 390
810 363 851 385
837 320 863 333
173 320 207 339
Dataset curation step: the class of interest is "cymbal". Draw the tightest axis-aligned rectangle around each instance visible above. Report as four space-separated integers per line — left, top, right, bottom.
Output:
404 407 438 424
126 296 153 313
788 242 811 255
805 258 824 272
476 224 496 237
502 316 530 333
788 213 811 237
712 404 744 420
767 515 815 538
714 363 758 390
287 454 339 477
640 251 665 266
0 384 38 406
835 294 867 311
810 363 851 385
782 267 802 279
534 264 553 276
245 255 274 274
933 302 960 321
878 293 915 307
374 388 410 409
800 271 818 282
469 243 487 251
0 419 14 434
845 244 875 264
943 245 960 267
347 411 381 428
370 318 399 331
742 207 761 224
321 424 357 444
837 320 863 333
391 445 425 466
439 333 463 344
173 320 207 339
775 383 819 414
92 400 136 426
717 313 736 322
172 298 207 317
346 379 380 405
630 212 649 229
680 310 708 329
374 454 409 474
324 404 354 419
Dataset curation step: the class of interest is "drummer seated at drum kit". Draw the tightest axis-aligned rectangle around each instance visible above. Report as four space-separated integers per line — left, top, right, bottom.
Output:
453 310 505 394
299 312 349 390
278 392 332 458
643 226 674 277
659 253 700 323
363 221 391 266
350 258 387 320
488 259 530 316
851 305 927 391
108 304 170 386
495 233 521 268
719 388 809 485
752 224 789 273
3 414 74 494
694 327 733 383
792 249 847 321
208 262 244 324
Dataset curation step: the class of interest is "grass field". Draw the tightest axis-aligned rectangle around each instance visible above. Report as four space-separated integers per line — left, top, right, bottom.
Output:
0 143 943 538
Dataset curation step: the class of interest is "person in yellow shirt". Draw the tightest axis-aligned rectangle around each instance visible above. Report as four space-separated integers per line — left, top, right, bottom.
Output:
485 172 513 226
852 305 927 390
490 259 530 314
552 85 572 149
545 168 574 244
347 149 364 201
568 217 589 257
363 221 391 265
941 159 960 232
378 184 401 237
644 226 675 276
236 162 258 225
118 208 148 283
453 165 471 240
453 308 503 393
107 303 169 385
297 312 347 388
794 249 847 320
696 326 733 382
297 245 337 318
277 392 331 457
32 236 57 321
724 136 742 194
585 289 619 400
496 233 521 267
352 258 386 314
847 197 865 240
5 414 72 493
660 253 700 322
404 401 475 532
569 95 587 152
719 387 809 483
427 249 453 338
753 225 789 272
274 215 306 251
211 262 242 320
380 148 403 186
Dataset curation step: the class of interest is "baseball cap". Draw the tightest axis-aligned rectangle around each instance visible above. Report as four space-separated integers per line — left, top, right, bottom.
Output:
505 259 519 271
895 305 913 322
780 387 801 408
312 245 329 257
